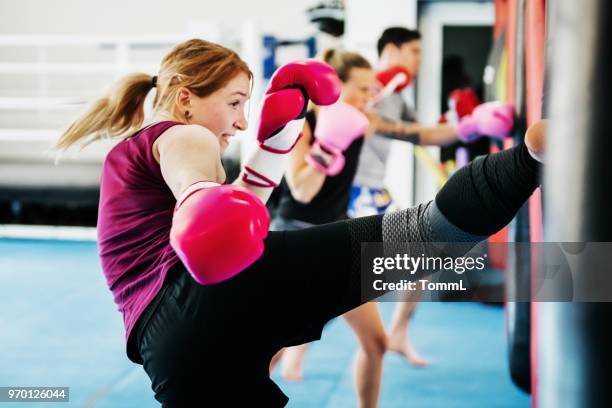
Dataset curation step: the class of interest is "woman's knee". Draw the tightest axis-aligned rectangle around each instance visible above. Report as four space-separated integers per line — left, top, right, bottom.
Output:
358 332 388 358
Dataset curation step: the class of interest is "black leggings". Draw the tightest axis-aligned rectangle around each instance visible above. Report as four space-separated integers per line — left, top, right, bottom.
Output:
135 143 541 407
136 220 368 407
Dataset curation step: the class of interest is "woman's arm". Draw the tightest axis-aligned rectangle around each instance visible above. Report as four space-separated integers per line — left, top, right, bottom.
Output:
235 60 342 205
154 124 225 199
157 125 269 285
284 118 327 203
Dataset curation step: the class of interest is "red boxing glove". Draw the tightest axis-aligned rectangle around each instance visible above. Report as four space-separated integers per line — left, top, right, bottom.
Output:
255 88 306 155
170 182 270 285
448 88 480 119
441 88 480 124
376 65 413 93
367 65 413 108
242 60 342 188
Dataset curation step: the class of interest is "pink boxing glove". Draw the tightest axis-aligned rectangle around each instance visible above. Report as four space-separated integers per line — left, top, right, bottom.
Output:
267 60 342 106
472 102 514 138
305 101 369 176
456 115 480 142
306 142 345 176
457 102 515 143
242 60 342 188
170 182 270 285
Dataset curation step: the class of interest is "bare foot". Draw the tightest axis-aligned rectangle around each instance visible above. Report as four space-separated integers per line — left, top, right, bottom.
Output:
269 348 284 374
388 333 428 367
281 344 308 381
525 119 547 162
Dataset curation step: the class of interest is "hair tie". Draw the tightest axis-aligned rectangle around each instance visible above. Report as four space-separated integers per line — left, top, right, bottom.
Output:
151 76 158 88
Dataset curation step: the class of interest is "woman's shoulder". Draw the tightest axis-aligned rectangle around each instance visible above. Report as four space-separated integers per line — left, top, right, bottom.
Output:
153 123 220 161
154 123 217 146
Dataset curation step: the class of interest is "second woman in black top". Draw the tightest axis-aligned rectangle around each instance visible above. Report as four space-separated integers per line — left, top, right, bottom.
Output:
270 49 389 408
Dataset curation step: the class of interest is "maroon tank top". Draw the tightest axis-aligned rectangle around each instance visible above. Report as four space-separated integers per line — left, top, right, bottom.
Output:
97 121 182 361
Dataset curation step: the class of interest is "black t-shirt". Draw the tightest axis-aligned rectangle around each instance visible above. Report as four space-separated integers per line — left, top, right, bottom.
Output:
277 110 365 224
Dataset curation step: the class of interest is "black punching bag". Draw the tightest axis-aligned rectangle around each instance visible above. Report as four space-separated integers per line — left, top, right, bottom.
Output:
537 0 612 407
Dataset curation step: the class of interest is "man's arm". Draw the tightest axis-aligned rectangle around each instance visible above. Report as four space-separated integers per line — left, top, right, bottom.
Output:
370 112 457 146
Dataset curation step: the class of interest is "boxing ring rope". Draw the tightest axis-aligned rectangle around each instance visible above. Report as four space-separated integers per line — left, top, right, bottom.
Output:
0 31 254 239
0 32 254 191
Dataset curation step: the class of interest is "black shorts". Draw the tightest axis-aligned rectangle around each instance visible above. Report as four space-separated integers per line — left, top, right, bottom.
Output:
134 221 362 407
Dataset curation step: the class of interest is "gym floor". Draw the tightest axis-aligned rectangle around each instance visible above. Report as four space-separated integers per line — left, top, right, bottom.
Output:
0 236 530 407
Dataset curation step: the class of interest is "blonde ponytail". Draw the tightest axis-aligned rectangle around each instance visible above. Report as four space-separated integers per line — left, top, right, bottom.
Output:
55 73 154 150
319 48 371 82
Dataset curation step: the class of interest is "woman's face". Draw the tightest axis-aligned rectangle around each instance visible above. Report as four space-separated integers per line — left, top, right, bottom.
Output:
184 72 251 153
340 67 376 111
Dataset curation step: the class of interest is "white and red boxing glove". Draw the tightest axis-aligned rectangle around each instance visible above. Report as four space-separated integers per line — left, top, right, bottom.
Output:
305 101 369 176
241 60 342 188
443 88 480 124
170 182 270 285
457 101 515 143
376 65 413 94
368 65 413 108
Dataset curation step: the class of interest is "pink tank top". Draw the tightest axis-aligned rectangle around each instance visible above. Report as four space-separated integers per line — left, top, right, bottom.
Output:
97 121 182 360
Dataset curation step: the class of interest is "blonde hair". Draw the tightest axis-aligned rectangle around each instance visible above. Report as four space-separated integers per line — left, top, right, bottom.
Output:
56 39 252 150
320 48 371 82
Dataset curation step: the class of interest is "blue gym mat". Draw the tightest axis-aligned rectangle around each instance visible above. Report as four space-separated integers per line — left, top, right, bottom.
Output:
0 238 530 407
